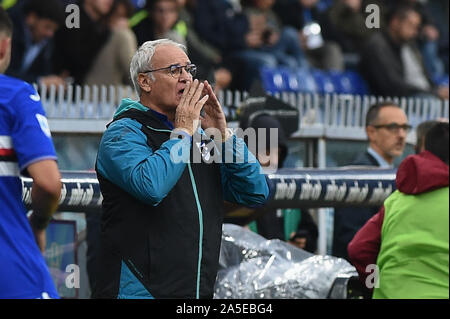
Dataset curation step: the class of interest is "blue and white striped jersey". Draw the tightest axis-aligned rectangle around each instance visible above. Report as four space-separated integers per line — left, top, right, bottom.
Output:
0 74 58 299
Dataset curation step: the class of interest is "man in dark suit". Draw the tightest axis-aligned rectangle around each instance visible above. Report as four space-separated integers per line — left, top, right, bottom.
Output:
52 0 113 85
332 101 410 260
6 0 65 86
359 4 448 99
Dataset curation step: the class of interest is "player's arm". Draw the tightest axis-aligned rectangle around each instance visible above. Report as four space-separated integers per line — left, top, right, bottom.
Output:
28 159 61 253
10 81 61 253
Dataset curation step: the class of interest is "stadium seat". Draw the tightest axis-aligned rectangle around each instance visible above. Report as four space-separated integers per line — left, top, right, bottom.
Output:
329 71 353 94
296 68 317 93
432 74 449 87
343 71 369 95
328 70 369 95
279 67 300 92
260 67 288 93
260 67 370 95
312 69 336 94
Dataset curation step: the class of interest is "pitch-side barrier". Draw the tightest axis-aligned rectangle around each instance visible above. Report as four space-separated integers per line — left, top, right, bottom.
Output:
22 167 396 212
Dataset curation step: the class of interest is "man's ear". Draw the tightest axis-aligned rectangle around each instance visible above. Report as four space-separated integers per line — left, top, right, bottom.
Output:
138 73 152 94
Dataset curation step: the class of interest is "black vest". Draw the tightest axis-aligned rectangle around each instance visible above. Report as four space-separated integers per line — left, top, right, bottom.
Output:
94 109 224 299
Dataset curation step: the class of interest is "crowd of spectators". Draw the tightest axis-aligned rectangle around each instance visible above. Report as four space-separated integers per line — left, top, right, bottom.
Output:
1 0 448 98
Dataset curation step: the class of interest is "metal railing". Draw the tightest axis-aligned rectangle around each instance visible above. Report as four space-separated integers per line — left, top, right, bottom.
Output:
37 84 449 144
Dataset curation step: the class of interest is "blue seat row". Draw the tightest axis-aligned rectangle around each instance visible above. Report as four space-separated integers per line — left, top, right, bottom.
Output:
432 74 449 87
260 67 370 95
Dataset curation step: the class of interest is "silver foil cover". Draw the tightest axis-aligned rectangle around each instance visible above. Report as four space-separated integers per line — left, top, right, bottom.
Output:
214 223 357 299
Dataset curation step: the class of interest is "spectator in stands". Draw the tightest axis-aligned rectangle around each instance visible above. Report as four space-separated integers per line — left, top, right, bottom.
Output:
385 0 447 83
241 0 308 70
327 0 376 53
53 0 114 85
132 0 233 92
360 4 449 99
84 0 137 86
1 7 62 298
241 113 318 253
132 0 184 46
332 101 409 260
194 0 280 91
273 0 344 71
348 122 449 298
177 0 232 92
428 0 448 77
5 0 66 86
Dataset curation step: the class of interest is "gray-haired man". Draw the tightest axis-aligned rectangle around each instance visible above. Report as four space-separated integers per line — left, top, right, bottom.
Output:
94 39 269 299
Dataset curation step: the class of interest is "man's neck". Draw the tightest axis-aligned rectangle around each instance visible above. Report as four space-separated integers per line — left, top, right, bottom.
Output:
368 145 394 167
140 96 175 122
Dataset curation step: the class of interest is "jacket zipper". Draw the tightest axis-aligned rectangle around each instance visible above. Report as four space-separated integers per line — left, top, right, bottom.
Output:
146 125 204 299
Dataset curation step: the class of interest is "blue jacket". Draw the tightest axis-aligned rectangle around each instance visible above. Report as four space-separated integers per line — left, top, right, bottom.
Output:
94 99 268 299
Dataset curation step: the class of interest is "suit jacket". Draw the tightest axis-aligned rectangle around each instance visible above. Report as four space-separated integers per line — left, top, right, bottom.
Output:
332 151 381 260
52 4 110 85
5 4 55 83
360 31 435 97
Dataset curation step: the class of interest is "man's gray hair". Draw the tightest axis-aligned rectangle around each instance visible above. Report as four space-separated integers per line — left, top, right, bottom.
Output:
130 39 187 96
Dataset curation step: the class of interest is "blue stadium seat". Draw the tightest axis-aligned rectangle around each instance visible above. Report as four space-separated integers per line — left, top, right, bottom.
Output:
279 67 300 92
262 67 319 94
260 67 288 93
260 67 370 95
328 70 369 95
296 68 317 93
432 74 449 87
345 71 369 95
328 71 353 94
312 70 336 94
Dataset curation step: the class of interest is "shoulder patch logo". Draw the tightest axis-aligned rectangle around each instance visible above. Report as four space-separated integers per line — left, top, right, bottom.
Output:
30 93 41 102
35 114 52 137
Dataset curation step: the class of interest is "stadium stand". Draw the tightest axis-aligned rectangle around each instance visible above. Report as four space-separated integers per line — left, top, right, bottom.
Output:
260 66 369 95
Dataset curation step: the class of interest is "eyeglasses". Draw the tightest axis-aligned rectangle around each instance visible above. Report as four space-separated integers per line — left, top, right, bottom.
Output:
142 63 197 78
372 123 412 133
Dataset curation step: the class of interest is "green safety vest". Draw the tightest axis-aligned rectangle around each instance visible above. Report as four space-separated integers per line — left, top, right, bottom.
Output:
373 187 449 299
